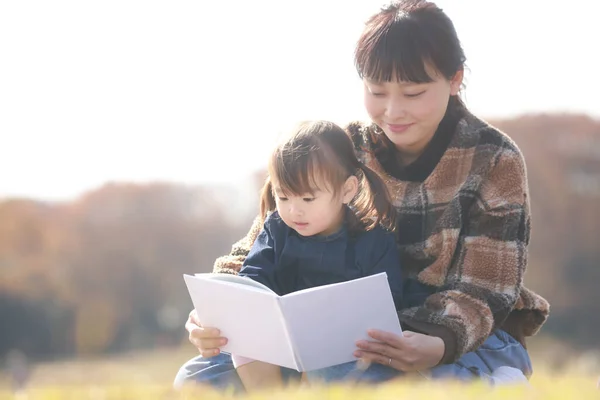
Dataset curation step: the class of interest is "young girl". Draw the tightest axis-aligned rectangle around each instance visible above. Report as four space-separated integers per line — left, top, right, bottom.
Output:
231 120 404 391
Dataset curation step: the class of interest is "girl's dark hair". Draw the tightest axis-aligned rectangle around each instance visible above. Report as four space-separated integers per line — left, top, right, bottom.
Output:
355 0 466 107
260 120 396 232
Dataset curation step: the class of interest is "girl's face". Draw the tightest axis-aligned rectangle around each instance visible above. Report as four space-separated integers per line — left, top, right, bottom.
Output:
363 63 463 161
272 176 357 237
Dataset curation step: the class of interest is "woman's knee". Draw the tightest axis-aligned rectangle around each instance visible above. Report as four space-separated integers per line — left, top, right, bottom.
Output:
173 355 204 389
305 361 401 384
172 353 241 390
429 329 533 382
477 330 533 376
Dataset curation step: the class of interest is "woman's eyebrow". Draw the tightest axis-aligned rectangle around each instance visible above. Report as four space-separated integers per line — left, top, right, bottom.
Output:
366 78 421 87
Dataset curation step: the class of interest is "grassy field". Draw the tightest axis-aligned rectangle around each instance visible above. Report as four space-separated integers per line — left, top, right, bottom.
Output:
0 338 598 399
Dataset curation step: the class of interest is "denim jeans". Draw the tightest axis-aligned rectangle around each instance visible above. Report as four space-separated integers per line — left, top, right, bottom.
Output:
173 329 532 393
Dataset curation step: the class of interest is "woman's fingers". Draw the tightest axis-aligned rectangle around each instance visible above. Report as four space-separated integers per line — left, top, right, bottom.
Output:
353 349 409 371
189 326 221 339
199 348 221 358
193 336 227 349
184 309 228 357
366 329 405 348
189 309 202 326
355 339 396 358
356 330 444 371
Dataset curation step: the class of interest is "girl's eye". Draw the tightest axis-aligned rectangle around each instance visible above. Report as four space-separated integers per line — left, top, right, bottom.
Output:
303 198 315 202
370 91 385 97
405 91 426 98
278 197 288 201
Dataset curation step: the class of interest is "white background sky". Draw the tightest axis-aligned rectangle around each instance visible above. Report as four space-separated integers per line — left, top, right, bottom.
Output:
1 0 598 201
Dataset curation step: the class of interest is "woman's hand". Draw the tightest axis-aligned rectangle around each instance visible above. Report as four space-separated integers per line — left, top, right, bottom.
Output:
185 309 228 358
354 330 445 371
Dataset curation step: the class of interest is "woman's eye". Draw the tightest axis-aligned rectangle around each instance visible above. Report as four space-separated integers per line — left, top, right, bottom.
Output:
405 91 426 98
278 197 288 201
303 198 315 202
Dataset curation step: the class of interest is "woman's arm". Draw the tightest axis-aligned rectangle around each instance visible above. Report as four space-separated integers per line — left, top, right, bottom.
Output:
401 146 530 362
397 143 548 363
213 215 263 275
355 142 549 370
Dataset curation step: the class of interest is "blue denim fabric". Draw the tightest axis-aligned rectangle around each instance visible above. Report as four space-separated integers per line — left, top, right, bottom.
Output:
173 330 531 392
173 352 301 392
306 329 531 384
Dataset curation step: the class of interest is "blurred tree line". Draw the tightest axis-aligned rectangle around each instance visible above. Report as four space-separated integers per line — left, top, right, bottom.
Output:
0 181 261 360
0 113 598 361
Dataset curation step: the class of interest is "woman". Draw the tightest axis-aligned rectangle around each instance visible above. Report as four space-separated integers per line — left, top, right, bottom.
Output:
174 0 549 391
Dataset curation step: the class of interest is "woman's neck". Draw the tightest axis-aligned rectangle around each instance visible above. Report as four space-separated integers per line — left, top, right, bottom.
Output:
394 133 435 166
394 150 420 167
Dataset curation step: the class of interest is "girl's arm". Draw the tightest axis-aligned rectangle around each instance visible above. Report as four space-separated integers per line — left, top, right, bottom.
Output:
237 213 289 293
367 228 403 311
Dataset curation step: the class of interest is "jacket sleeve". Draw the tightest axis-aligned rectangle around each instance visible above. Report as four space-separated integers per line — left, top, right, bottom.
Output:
212 215 262 275
398 145 544 363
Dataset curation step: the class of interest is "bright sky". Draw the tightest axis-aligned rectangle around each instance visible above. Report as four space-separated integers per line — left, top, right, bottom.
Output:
1 0 598 201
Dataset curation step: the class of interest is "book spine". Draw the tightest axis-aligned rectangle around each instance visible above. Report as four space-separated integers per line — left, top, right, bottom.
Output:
275 297 303 372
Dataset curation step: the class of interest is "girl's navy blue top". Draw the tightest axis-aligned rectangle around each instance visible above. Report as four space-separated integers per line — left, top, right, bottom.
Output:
239 211 403 310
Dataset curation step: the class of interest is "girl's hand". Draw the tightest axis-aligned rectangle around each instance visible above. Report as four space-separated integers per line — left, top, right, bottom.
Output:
354 330 445 371
185 309 228 358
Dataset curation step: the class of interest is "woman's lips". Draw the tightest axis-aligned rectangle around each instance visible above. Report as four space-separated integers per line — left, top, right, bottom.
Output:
387 123 414 133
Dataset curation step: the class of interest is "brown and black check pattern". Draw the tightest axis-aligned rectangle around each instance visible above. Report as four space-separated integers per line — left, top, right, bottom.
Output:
213 111 549 362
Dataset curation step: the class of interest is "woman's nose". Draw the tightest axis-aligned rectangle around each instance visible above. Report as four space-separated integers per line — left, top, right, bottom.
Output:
385 97 407 120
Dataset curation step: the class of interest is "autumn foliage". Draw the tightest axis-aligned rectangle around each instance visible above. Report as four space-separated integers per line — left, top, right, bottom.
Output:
0 113 599 360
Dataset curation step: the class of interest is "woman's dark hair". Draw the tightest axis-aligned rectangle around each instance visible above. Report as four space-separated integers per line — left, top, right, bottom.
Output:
260 120 396 232
355 0 466 107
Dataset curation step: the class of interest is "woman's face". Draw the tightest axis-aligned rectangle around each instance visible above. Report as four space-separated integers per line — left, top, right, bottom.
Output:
363 63 463 158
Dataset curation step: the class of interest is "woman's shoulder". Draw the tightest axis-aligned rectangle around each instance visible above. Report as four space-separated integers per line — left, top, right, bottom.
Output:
447 111 529 183
345 121 379 153
454 111 525 159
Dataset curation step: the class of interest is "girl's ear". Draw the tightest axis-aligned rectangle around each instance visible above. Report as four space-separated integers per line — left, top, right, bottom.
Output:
342 175 359 204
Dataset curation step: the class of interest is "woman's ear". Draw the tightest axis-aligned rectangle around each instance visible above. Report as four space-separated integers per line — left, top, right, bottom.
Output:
450 69 464 96
342 176 359 204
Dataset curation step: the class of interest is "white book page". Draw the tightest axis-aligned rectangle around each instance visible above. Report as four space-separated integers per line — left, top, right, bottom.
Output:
184 274 297 369
279 273 402 372
194 273 276 294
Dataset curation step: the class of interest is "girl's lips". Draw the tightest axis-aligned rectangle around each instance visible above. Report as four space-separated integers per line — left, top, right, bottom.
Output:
387 123 414 133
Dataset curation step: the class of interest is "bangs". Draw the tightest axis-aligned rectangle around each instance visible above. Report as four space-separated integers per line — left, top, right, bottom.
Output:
355 14 435 83
268 140 346 197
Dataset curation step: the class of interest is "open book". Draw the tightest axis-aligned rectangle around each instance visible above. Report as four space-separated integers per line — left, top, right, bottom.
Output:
183 272 402 372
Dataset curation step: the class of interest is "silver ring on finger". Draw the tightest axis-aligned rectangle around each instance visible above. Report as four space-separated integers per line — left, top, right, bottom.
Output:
388 357 392 366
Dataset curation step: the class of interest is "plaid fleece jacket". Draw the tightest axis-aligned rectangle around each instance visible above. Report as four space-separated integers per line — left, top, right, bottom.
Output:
212 111 550 363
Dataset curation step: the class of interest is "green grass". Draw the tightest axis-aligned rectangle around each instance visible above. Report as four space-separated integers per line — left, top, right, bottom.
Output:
0 340 598 399
1 375 598 400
